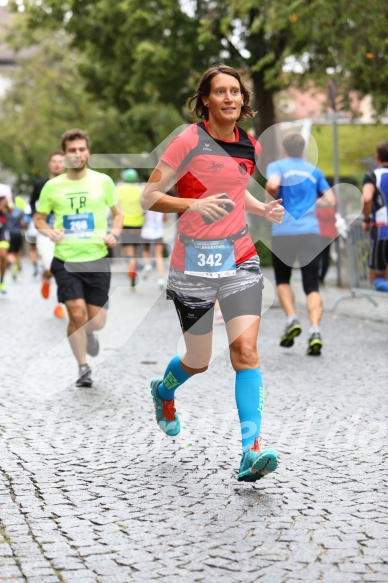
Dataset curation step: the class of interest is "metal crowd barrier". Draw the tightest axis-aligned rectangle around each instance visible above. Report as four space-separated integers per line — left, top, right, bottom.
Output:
332 217 388 310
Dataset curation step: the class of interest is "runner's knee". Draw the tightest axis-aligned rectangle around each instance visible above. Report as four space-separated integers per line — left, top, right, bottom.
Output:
229 339 258 370
88 313 106 331
67 304 87 327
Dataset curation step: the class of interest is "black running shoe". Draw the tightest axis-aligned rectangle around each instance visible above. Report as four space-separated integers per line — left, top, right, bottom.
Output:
76 364 93 387
280 320 302 347
86 332 99 357
306 332 322 356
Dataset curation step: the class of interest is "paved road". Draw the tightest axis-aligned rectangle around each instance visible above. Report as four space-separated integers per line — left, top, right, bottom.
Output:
0 262 387 582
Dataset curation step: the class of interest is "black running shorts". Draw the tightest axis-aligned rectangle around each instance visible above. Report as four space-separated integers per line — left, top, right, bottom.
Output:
368 227 388 272
272 234 321 295
121 226 143 246
9 233 23 254
51 256 111 308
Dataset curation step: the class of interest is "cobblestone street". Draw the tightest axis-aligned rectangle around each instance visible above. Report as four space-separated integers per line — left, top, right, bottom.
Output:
0 263 387 582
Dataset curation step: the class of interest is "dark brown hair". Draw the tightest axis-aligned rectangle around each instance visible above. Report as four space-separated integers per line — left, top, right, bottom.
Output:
187 64 256 122
48 150 63 160
61 129 89 152
282 132 305 157
376 141 388 163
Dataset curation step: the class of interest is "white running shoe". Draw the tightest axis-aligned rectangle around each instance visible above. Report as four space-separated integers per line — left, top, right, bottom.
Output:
141 264 152 279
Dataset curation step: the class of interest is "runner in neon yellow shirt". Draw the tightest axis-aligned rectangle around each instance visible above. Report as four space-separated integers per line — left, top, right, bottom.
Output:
35 128 123 388
117 168 144 289
38 168 118 262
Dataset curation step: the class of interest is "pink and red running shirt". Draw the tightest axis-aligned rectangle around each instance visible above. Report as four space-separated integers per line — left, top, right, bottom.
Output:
161 121 262 271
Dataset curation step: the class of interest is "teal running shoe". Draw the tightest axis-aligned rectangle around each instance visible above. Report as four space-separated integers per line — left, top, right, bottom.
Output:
280 319 302 347
237 437 278 482
150 378 180 436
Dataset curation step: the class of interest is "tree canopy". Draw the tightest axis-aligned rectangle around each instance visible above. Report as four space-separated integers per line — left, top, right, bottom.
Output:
12 0 388 130
3 0 387 186
0 22 124 189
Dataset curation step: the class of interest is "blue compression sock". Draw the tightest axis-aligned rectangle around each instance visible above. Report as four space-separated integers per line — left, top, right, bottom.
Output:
235 368 264 453
157 355 191 401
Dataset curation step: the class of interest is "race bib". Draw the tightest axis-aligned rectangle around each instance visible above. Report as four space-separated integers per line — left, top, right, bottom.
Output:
63 213 95 238
184 239 236 278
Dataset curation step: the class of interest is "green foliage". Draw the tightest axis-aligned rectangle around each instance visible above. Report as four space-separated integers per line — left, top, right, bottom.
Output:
0 18 134 191
16 0 203 114
3 0 388 190
197 0 388 124
311 124 388 180
282 0 388 115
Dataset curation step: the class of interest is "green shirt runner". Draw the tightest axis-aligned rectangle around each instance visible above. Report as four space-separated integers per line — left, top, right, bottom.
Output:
37 169 118 262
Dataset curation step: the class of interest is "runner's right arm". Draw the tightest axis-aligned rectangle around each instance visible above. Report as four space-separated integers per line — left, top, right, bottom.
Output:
34 212 64 242
362 181 375 232
265 174 281 199
34 180 64 242
142 161 234 222
315 188 336 208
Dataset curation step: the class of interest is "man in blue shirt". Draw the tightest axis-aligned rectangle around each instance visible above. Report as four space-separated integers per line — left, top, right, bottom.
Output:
266 132 336 356
362 140 388 286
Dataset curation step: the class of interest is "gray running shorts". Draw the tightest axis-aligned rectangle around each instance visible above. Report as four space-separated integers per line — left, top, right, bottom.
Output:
166 255 263 310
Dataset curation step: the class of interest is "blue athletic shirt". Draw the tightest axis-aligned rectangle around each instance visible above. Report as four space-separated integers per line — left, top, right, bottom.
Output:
267 158 330 236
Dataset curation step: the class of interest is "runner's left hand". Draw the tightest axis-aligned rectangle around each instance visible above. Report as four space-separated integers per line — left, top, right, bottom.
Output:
264 199 284 224
104 234 118 248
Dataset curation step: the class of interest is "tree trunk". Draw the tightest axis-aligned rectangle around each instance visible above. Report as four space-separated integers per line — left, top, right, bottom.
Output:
252 71 276 134
252 70 279 174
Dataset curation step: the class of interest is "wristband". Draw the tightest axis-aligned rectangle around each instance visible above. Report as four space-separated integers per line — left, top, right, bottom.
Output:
111 234 119 242
362 218 371 223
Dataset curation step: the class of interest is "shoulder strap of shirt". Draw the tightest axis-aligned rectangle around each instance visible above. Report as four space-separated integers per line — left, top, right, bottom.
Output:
366 170 377 185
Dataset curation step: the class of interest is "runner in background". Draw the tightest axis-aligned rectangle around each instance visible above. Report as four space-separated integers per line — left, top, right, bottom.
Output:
116 169 144 290
0 174 13 294
35 129 123 388
214 299 225 325
140 209 167 290
6 201 25 280
316 194 338 285
266 132 336 356
32 151 66 318
362 140 388 288
25 211 39 278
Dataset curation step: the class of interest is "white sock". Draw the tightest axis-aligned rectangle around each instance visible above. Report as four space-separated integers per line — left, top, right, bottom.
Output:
309 325 320 334
287 315 298 325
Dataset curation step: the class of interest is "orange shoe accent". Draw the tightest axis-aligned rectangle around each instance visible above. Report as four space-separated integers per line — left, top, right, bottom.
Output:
250 436 263 452
54 304 66 319
161 399 177 422
41 279 50 299
128 271 137 287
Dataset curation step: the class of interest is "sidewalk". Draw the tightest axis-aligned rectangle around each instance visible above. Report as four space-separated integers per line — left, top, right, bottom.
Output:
0 263 387 583
261 265 388 324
